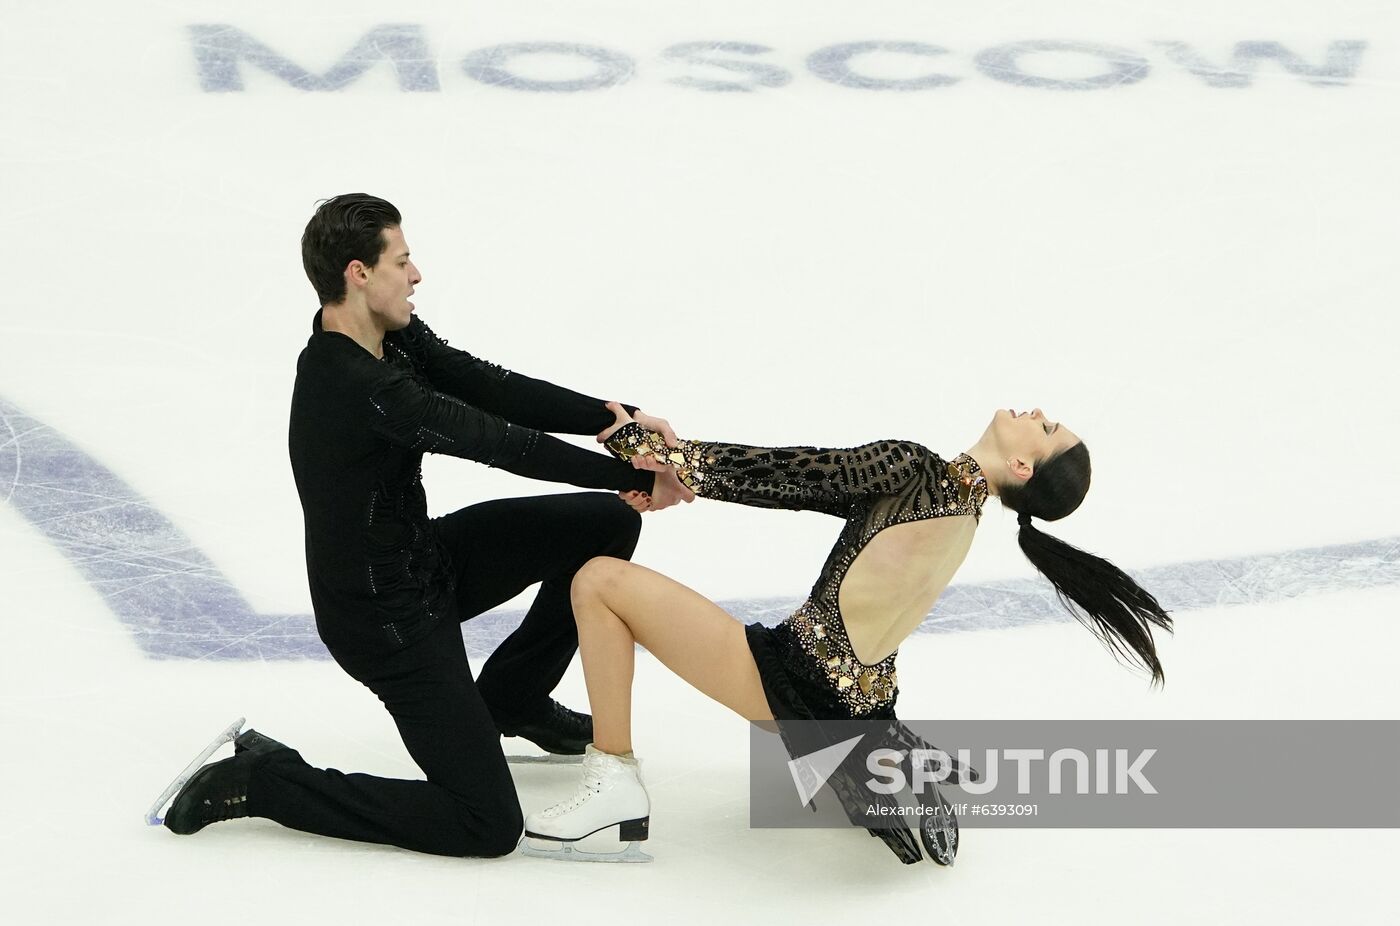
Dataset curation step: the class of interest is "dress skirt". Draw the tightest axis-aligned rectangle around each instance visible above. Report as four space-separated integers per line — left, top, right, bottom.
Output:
744 621 897 723
743 621 956 866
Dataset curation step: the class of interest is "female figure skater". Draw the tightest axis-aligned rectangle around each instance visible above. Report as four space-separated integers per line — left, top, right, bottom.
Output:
521 404 1170 864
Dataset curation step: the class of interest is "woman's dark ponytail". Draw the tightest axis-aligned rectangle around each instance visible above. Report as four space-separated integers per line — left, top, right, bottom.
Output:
1001 443 1173 685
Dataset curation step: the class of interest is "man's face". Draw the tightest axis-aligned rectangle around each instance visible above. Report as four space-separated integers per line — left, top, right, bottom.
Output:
363 225 421 331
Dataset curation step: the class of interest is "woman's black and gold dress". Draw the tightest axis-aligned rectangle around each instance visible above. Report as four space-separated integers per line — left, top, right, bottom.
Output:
607 425 987 864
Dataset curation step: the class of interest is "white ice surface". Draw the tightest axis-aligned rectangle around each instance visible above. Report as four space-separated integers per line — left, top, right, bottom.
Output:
2 1 1398 922
5 540 1398 923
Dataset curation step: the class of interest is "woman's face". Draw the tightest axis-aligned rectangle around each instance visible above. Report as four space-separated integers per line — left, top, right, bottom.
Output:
988 408 1081 478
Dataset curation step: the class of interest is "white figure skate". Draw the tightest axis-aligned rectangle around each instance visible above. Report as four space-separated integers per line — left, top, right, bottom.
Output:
518 745 652 863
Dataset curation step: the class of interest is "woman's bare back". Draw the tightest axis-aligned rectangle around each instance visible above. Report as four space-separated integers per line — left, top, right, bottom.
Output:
839 514 976 664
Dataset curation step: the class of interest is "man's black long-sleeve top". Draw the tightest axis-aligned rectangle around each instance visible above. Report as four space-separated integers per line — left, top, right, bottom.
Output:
288 310 653 655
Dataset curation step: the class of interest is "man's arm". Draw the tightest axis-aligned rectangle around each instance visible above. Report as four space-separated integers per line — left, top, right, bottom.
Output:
404 317 639 435
368 369 655 494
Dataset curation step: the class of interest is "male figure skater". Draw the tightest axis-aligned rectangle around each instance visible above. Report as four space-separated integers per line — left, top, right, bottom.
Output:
153 193 688 856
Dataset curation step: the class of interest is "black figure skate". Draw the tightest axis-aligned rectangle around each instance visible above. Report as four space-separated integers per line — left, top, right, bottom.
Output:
499 699 591 765
146 718 289 832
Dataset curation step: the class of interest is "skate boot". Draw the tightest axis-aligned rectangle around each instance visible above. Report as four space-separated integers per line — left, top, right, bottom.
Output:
233 728 288 757
519 745 651 862
149 721 291 834
497 699 593 761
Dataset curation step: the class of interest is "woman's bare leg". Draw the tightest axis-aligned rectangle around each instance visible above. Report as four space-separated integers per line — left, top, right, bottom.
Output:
570 556 773 755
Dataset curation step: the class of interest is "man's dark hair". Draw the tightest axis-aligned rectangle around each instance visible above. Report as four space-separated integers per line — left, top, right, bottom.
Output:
301 194 402 305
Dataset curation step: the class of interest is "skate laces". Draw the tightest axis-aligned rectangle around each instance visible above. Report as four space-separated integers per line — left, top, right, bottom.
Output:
544 700 590 737
203 769 250 818
540 752 622 818
189 774 250 824
204 791 248 821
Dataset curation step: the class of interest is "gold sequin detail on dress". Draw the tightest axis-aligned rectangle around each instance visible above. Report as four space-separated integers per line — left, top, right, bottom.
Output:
605 424 987 716
604 423 709 492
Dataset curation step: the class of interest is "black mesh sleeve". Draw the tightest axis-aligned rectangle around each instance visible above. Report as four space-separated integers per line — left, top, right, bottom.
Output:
605 423 928 517
691 439 930 515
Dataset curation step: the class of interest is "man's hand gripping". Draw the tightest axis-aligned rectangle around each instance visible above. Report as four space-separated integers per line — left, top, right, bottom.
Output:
597 402 695 513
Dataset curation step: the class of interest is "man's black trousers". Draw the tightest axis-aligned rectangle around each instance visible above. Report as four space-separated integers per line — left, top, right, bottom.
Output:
244 492 641 857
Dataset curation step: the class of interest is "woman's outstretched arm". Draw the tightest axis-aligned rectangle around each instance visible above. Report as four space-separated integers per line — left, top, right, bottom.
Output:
601 405 931 518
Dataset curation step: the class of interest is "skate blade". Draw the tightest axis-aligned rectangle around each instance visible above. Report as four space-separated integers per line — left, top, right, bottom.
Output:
144 717 246 826
517 834 652 863
505 753 584 766
919 798 959 866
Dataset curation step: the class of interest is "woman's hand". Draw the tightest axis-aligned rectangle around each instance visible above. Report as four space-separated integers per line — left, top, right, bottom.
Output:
646 464 696 510
617 451 696 512
601 401 691 511
596 401 635 444
618 490 651 512
630 454 696 507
